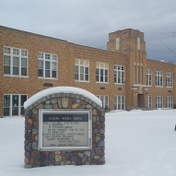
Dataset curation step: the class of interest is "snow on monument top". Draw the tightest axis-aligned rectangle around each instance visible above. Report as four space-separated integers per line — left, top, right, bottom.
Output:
24 86 102 109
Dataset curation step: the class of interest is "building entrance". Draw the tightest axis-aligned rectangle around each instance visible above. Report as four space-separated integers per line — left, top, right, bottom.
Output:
137 94 144 108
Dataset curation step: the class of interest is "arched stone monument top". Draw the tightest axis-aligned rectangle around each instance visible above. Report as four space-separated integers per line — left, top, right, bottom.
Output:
24 86 105 168
24 86 102 109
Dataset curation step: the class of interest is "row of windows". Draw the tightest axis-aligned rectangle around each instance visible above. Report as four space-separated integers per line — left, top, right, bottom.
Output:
3 46 173 88
2 94 125 116
148 96 173 108
3 94 173 116
146 70 173 88
98 95 173 110
4 46 58 79
97 95 125 110
3 46 125 84
75 60 125 84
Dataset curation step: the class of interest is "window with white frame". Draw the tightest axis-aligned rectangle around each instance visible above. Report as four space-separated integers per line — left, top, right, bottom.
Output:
97 95 109 110
75 59 89 82
148 96 152 108
96 62 109 83
3 94 27 116
166 73 173 88
155 71 163 87
155 96 163 108
166 96 173 108
146 70 152 86
114 96 125 110
114 65 125 84
4 46 28 77
38 52 58 79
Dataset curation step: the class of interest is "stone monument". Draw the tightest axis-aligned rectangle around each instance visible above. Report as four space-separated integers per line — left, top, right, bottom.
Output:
24 86 105 168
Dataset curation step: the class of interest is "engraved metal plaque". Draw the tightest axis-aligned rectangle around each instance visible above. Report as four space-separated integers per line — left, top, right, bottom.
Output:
38 109 92 151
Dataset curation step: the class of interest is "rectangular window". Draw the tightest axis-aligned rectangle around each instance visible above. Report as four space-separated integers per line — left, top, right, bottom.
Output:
4 46 28 77
97 95 109 110
146 70 152 86
114 65 125 84
75 59 89 82
166 96 173 108
166 73 173 88
38 52 58 79
155 96 163 108
148 96 152 108
155 71 163 87
114 96 125 110
96 62 109 83
3 94 27 116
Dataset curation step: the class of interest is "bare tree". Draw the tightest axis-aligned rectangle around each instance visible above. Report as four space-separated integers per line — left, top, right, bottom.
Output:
165 44 176 57
162 32 176 60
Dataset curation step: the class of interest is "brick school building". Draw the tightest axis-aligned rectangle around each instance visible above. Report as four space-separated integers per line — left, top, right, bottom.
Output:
0 26 175 117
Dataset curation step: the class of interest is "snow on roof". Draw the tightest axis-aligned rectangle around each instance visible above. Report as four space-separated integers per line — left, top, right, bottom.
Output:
24 86 102 109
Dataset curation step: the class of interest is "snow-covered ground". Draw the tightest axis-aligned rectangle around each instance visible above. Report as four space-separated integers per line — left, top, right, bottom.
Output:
0 109 176 176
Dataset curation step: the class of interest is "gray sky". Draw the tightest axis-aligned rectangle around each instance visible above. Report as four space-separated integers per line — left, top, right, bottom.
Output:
1 0 176 62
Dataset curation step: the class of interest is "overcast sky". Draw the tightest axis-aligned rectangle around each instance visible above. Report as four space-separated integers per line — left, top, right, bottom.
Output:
0 0 176 62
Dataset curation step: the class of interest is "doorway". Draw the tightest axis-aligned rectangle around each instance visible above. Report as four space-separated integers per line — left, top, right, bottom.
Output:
137 94 144 108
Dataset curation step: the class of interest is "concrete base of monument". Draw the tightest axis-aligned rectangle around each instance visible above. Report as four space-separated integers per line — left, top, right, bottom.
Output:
24 87 105 168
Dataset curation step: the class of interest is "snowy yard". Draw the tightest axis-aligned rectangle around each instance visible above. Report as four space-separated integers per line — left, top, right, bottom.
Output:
0 109 176 176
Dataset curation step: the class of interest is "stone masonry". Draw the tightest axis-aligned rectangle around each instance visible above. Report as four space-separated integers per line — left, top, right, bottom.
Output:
24 91 105 168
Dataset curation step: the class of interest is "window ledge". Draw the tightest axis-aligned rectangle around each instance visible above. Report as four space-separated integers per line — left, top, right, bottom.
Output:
4 75 29 78
38 77 58 80
155 86 163 88
96 82 109 84
114 83 125 85
75 80 90 83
